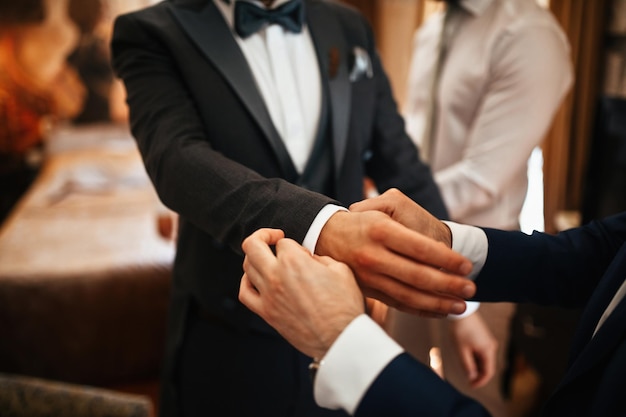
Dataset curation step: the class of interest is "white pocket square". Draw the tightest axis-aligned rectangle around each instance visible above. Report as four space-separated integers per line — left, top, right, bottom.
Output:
349 46 373 82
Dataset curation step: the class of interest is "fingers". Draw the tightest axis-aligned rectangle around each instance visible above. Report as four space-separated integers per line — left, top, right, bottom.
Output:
314 255 338 266
350 219 475 302
315 255 352 276
459 348 480 386
238 273 262 314
350 196 391 214
361 278 467 316
351 189 453 247
276 237 313 257
354 244 475 304
471 348 497 388
460 355 492 388
395 253 474 300
451 315 498 389
374 219 473 276
242 228 285 254
350 188 411 217
243 232 318 297
241 228 285 283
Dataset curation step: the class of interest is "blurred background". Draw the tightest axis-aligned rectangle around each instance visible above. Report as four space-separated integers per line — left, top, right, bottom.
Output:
0 0 624 416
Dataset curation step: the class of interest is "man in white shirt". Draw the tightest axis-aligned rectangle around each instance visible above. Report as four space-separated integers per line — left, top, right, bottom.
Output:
239 189 626 417
391 1 574 413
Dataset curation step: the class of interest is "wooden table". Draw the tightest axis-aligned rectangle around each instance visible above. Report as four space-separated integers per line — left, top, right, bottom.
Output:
0 123 175 388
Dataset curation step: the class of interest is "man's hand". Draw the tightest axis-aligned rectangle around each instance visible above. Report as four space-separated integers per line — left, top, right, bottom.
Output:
449 313 498 388
239 229 365 359
355 189 496 386
315 207 474 317
350 188 453 246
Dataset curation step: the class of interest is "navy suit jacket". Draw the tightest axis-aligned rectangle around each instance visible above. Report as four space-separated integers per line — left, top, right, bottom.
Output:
356 212 626 417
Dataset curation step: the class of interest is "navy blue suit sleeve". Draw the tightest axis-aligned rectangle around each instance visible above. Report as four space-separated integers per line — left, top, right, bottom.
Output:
355 353 491 417
475 212 626 308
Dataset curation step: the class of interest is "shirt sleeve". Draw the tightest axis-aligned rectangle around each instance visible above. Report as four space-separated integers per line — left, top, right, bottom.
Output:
445 221 488 281
445 221 488 318
302 204 348 253
314 314 404 415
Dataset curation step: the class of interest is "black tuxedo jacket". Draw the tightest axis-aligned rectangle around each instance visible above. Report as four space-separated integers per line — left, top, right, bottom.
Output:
111 0 446 414
355 212 626 417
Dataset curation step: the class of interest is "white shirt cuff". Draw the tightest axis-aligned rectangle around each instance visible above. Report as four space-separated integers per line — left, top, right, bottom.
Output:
447 300 480 320
302 204 348 253
443 222 488 319
443 221 488 281
314 314 404 415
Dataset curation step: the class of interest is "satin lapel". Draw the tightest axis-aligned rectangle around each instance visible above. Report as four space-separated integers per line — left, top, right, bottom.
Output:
168 2 298 181
559 295 626 390
559 248 626 387
568 246 626 359
306 0 351 176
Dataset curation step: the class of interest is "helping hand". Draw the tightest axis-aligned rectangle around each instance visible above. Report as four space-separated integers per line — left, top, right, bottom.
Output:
449 312 498 388
316 205 474 317
239 229 365 359
350 188 453 246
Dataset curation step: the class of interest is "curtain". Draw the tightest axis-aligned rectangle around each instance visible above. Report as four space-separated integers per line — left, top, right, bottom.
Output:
543 0 607 233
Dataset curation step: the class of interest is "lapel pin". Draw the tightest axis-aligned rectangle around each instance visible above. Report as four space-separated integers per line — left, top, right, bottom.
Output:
349 46 373 82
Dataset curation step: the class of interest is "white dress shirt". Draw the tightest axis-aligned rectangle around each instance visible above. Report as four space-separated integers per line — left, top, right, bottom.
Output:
405 0 573 230
214 0 345 252
215 0 321 174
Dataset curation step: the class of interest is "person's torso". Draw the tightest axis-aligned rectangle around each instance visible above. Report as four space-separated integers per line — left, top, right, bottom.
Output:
405 0 566 229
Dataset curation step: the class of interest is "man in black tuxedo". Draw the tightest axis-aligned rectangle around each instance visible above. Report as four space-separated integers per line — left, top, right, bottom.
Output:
240 189 626 417
110 1 474 416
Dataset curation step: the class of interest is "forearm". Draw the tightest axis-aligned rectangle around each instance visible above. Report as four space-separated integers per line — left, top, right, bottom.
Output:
112 14 338 252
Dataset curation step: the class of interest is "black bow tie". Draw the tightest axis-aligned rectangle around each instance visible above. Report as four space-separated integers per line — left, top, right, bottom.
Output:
234 0 304 39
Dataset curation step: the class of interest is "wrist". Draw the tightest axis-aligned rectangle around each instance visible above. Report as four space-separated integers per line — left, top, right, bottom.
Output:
431 220 453 248
314 315 404 414
315 210 351 256
314 311 362 359
310 313 358 383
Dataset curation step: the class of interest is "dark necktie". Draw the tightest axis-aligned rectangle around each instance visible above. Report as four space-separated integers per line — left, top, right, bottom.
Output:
234 0 304 39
